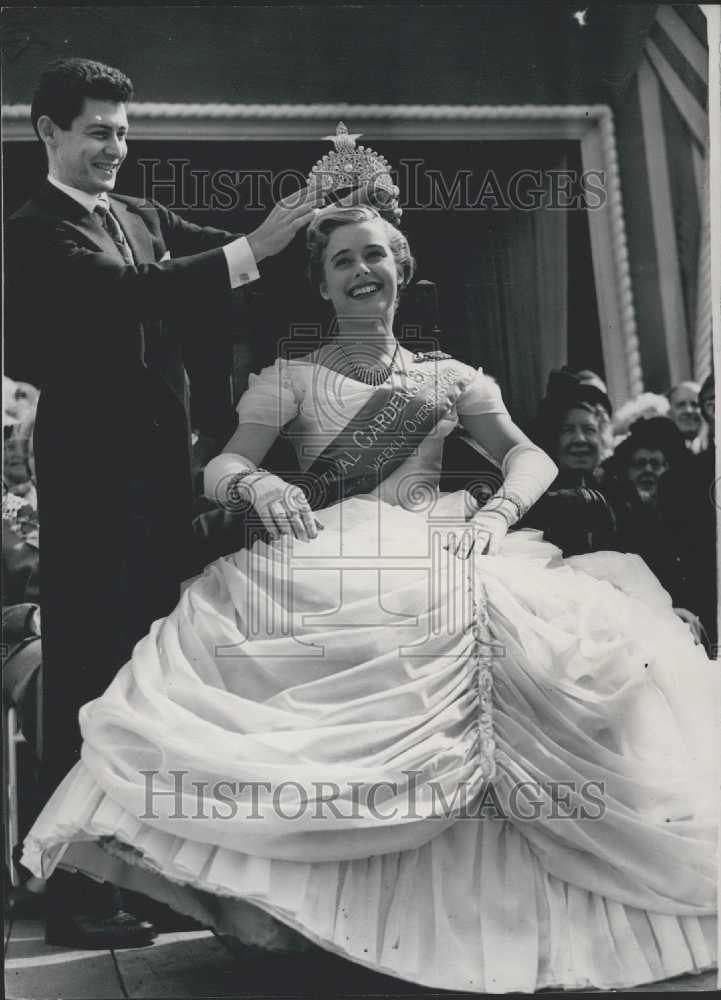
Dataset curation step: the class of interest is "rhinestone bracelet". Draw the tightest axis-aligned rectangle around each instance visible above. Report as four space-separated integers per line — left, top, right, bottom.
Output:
225 467 270 507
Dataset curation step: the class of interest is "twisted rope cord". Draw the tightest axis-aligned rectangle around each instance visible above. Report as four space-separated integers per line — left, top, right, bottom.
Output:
597 108 644 398
3 102 613 120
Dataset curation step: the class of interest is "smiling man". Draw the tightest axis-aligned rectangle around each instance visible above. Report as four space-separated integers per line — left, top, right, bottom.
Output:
668 380 702 447
5 57 322 950
45 94 129 192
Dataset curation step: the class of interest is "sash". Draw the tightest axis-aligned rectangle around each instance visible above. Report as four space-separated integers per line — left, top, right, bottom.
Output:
298 361 467 509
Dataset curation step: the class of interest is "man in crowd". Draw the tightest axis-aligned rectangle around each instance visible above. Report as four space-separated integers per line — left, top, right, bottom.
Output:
668 380 702 450
5 57 322 948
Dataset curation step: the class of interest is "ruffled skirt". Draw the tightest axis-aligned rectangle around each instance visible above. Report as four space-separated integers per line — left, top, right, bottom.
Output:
22 493 719 992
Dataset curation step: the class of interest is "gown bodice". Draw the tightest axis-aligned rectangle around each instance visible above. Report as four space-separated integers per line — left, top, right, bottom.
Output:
235 345 508 508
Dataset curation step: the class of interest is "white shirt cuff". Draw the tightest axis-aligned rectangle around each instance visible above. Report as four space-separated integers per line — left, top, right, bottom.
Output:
222 237 260 289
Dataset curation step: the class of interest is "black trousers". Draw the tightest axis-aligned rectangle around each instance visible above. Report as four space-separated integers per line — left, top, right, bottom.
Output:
35 396 193 788
39 503 189 792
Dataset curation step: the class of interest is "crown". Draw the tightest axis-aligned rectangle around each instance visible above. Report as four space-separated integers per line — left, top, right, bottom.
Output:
307 122 401 221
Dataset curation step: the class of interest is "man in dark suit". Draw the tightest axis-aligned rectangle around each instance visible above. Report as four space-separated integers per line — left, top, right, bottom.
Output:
4 57 322 947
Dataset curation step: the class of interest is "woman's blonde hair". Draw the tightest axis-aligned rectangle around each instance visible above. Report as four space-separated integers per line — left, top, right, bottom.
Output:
306 205 415 295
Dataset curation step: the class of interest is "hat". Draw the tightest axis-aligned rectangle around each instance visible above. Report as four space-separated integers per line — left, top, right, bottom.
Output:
574 368 609 395
540 368 612 419
612 416 686 469
532 369 611 455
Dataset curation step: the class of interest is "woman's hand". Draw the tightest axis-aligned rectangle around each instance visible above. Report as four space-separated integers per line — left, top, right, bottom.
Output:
231 472 322 542
446 509 509 560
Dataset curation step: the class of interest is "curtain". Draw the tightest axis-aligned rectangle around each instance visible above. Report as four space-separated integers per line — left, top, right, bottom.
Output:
462 187 568 431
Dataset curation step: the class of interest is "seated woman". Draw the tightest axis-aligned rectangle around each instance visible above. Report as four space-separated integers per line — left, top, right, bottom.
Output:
601 417 709 646
525 375 618 555
22 204 717 994
527 389 706 643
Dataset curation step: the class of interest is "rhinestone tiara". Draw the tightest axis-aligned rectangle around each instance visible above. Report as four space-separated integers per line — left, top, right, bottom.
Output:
307 122 401 222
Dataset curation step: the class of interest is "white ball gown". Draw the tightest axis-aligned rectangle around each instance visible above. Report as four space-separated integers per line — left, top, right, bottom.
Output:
22 350 718 993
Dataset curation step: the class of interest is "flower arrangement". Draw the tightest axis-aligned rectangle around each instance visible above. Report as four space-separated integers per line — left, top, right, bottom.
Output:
2 489 39 548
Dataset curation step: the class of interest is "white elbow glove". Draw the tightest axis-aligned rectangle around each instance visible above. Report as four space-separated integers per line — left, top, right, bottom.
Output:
203 452 321 542
203 452 258 504
455 443 558 557
494 443 559 519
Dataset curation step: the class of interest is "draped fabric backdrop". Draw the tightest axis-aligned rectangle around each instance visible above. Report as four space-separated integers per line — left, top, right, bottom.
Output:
462 173 568 431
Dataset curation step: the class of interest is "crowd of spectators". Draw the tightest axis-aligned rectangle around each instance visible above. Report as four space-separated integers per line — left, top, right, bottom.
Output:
525 367 717 653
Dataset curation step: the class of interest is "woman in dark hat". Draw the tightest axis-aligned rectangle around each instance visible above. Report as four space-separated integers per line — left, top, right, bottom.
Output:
603 416 706 642
523 369 617 555
606 416 687 503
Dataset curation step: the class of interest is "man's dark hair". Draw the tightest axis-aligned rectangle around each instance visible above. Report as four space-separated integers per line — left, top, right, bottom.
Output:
31 58 133 138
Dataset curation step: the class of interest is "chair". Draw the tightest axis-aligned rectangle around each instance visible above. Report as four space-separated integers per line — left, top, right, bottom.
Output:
3 603 42 887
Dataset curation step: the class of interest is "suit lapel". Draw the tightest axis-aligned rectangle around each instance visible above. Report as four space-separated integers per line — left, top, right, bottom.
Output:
33 183 183 390
36 183 158 266
36 179 89 223
110 198 157 265
37 181 120 257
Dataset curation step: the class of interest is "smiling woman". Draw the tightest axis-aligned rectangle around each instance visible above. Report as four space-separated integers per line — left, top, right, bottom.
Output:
304 204 417 378
538 396 609 486
309 205 414 307
556 404 604 474
321 226 399 315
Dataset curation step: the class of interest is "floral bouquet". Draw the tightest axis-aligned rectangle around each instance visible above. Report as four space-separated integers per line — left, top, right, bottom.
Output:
2 489 39 549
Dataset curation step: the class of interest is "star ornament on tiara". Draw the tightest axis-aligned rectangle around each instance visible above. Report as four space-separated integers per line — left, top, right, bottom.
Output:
307 122 402 223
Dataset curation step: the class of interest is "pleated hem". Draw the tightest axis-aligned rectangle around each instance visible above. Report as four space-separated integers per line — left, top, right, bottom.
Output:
21 764 717 994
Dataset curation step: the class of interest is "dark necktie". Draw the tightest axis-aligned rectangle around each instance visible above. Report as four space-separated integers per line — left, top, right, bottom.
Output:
94 203 134 266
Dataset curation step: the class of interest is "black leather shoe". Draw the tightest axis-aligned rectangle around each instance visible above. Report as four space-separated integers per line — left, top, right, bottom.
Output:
45 910 157 949
5 883 47 919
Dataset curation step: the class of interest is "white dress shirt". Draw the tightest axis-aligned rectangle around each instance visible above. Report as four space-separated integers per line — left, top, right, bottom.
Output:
47 174 259 289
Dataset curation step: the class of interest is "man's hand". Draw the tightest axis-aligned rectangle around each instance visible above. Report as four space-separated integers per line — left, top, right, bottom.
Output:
247 186 325 263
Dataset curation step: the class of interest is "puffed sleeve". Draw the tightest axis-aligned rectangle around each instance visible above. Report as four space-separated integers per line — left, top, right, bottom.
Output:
235 358 302 428
456 367 509 417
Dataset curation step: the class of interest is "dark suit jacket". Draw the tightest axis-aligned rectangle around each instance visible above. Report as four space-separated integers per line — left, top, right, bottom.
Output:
5 182 244 785
6 182 237 425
